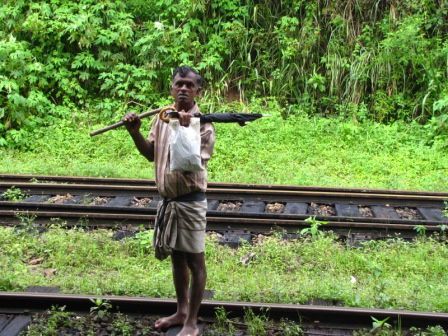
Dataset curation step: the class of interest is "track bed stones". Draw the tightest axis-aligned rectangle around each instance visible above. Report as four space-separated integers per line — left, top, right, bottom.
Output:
88 196 111 206
47 193 74 204
358 205 374 217
130 197 152 208
265 202 285 213
395 207 423 220
217 200 242 212
79 195 114 206
46 194 114 206
308 202 336 216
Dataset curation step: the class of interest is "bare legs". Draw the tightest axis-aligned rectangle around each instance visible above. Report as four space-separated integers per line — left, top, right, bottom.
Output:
181 251 206 336
154 252 189 330
155 250 206 336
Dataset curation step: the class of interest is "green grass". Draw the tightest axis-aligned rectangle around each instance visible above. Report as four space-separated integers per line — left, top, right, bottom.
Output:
1 226 447 312
1 102 447 191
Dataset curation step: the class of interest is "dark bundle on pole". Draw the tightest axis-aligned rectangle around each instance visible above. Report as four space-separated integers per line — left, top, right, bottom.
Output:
203 113 263 126
166 111 263 126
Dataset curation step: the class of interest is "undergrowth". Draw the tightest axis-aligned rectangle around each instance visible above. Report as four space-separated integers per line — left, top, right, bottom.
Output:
1 226 447 312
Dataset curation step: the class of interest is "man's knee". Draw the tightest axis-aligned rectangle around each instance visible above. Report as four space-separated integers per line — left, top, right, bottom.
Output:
171 250 188 267
186 252 206 275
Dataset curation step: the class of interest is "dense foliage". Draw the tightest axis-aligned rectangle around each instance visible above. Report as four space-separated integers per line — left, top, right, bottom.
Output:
1 0 447 148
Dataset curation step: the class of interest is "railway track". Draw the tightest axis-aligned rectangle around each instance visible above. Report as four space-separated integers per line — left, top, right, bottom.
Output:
0 174 447 240
1 291 447 335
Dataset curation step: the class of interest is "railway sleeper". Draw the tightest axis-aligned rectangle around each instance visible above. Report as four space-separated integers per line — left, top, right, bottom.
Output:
0 314 31 336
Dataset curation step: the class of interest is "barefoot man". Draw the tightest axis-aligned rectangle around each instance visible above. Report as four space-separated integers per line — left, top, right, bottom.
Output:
122 66 215 336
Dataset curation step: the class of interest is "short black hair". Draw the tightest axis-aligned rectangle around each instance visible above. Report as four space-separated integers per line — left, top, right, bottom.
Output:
172 66 204 88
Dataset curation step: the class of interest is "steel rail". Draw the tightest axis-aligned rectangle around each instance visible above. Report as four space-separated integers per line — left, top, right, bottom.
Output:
1 292 447 329
0 174 446 237
0 200 445 227
0 183 447 207
1 173 448 197
0 210 441 239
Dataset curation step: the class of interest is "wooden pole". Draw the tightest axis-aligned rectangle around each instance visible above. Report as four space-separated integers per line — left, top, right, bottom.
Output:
89 107 165 137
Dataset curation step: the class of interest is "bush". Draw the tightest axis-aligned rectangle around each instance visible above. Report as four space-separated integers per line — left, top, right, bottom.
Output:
1 0 448 147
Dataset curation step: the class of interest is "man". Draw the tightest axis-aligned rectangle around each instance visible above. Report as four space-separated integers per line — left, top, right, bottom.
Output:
122 66 215 336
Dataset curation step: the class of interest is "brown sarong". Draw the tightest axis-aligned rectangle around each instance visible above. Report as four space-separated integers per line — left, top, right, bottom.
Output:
153 192 207 260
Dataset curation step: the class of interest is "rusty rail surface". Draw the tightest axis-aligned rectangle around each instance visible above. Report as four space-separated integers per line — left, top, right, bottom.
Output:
1 292 448 330
1 173 448 196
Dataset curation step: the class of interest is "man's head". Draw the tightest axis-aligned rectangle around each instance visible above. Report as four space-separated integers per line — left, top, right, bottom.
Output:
171 66 203 110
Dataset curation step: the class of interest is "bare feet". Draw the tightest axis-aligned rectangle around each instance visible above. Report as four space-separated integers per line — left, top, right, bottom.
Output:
154 312 186 331
176 323 199 336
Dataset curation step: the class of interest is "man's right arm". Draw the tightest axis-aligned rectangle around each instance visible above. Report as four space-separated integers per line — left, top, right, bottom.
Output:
122 112 155 162
129 131 155 162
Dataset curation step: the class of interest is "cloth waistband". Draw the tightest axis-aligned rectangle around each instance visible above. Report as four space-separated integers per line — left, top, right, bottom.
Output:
167 191 206 202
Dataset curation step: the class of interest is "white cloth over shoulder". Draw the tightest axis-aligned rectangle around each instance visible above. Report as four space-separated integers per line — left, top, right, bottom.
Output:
169 117 203 172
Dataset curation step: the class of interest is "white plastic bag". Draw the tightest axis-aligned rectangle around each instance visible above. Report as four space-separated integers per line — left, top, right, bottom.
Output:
169 117 203 172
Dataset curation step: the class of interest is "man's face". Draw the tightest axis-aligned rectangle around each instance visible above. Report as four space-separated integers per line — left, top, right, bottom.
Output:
171 72 201 106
